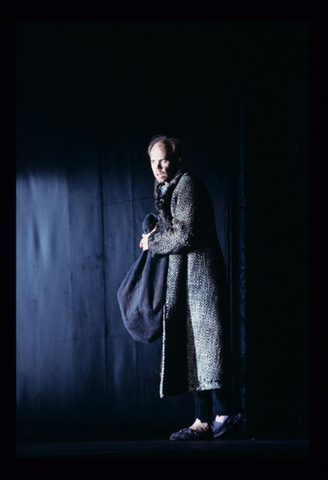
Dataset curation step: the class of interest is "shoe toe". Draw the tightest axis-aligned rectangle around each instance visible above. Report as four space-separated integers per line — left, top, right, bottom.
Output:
170 427 212 441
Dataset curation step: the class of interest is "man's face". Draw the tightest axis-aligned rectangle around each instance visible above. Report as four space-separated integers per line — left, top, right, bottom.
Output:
150 142 180 184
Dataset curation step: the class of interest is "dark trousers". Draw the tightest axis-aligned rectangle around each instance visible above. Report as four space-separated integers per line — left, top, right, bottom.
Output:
193 388 232 423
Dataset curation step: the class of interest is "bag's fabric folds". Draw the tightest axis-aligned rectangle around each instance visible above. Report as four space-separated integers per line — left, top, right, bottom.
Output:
117 214 168 343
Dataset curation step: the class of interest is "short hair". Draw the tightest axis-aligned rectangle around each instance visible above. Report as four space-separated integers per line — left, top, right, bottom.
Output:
147 135 182 161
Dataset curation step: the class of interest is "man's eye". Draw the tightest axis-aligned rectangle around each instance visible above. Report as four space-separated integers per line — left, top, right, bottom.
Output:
151 159 168 164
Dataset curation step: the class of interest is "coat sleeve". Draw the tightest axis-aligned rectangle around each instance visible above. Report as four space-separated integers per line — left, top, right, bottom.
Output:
148 175 200 257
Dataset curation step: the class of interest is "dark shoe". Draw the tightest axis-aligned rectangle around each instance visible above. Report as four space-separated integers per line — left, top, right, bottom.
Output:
212 412 244 438
170 427 213 441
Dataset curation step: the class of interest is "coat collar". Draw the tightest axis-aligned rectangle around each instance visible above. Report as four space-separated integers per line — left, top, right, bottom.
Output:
154 163 187 202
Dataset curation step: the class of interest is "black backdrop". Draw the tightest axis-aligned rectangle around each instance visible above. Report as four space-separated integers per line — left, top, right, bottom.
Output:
16 21 308 438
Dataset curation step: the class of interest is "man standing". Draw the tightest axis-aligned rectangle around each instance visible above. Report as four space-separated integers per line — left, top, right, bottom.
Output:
140 135 243 440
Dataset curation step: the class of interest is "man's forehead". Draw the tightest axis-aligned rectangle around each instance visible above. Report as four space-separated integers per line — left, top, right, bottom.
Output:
150 142 167 158
151 142 166 151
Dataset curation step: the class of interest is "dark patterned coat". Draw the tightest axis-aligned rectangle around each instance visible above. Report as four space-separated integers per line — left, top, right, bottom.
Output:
148 164 230 397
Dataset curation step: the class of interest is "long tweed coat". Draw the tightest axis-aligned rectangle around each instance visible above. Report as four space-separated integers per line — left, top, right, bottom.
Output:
148 164 230 398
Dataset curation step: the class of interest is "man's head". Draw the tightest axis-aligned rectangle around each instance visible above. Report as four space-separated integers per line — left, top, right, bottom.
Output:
148 135 182 184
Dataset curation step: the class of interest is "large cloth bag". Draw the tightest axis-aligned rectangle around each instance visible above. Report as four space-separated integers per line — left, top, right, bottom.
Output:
117 214 168 343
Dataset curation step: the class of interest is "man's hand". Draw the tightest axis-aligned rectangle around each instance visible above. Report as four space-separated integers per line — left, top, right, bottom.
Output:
139 224 158 251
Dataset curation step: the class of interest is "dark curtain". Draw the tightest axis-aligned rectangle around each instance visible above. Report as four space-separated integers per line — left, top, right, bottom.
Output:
16 21 308 437
243 22 309 437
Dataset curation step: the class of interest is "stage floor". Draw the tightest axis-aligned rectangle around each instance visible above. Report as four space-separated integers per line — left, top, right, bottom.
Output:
16 424 309 458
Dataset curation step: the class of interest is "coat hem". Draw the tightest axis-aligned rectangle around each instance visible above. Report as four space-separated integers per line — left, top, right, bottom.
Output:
159 381 226 398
